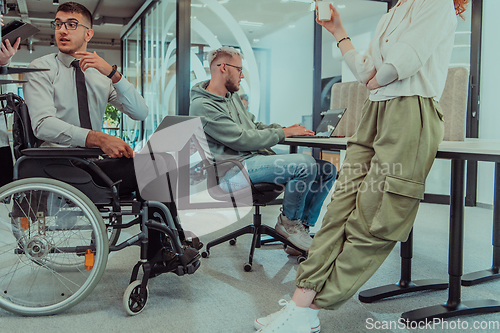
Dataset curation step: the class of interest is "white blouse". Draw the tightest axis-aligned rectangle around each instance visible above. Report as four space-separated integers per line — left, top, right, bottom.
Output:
343 0 458 102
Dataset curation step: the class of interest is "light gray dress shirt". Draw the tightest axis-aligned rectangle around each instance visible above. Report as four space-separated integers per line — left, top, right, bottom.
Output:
23 51 148 147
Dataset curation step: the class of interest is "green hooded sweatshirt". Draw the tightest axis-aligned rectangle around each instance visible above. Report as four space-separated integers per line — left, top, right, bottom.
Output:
190 80 285 161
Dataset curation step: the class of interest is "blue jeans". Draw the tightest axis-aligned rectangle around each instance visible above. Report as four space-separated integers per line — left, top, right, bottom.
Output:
220 154 336 227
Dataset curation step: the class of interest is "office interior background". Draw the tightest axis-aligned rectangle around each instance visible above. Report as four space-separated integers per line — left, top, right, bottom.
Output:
2 0 499 207
2 0 500 331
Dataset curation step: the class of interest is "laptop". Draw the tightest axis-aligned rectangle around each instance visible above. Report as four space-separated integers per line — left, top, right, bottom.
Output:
290 108 346 138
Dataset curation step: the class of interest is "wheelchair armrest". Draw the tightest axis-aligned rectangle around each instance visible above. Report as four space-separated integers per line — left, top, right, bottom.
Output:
21 147 105 157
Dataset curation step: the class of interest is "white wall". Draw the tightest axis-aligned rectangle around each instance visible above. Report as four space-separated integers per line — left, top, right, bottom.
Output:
257 9 386 128
259 14 315 127
477 0 500 205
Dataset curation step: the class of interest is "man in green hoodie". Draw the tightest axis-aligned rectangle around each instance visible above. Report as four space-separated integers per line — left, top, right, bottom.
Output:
189 47 336 252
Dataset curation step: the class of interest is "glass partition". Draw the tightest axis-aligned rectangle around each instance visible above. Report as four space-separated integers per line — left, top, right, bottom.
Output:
121 0 177 150
122 22 142 150
190 0 316 128
143 0 177 142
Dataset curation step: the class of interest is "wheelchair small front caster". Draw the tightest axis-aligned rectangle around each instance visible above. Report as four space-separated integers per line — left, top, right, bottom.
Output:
243 262 252 272
123 280 149 316
229 238 237 246
201 251 210 258
297 255 307 264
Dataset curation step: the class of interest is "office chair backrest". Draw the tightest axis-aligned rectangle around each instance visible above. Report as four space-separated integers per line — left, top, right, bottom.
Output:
191 135 241 201
439 67 469 141
330 67 469 141
330 81 369 138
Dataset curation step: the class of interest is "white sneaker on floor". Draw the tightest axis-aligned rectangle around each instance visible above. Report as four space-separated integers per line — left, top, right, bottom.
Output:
275 214 313 251
254 299 320 333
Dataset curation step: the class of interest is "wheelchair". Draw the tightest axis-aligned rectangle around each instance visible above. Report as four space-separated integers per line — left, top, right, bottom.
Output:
0 93 202 316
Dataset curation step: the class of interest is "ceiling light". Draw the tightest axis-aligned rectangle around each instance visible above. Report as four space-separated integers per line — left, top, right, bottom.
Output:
289 25 296 28
253 39 260 42
191 3 205 8
218 0 229 4
239 21 264 27
337 5 346 9
53 0 59 5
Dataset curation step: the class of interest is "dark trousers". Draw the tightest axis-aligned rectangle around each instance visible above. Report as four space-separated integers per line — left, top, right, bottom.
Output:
0 146 14 187
80 154 178 216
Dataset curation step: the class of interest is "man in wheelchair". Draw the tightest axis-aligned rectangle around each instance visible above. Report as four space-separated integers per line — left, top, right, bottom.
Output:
0 2 201 316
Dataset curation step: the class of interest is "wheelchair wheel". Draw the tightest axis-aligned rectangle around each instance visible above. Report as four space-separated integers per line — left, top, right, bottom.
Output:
0 178 109 316
123 280 148 316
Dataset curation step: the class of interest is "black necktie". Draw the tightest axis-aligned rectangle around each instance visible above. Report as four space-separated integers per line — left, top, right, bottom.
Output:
71 59 92 129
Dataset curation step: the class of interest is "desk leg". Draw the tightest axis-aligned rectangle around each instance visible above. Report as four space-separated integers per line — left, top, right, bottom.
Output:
462 162 500 286
402 159 500 322
289 146 297 154
359 230 448 303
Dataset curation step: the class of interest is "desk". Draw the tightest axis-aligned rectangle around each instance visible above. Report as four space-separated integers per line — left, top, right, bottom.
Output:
284 137 500 321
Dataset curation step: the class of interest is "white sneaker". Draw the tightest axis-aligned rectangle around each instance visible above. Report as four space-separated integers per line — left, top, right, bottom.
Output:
254 299 320 333
275 214 313 251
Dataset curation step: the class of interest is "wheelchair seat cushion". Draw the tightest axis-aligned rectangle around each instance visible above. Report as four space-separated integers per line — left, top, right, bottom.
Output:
44 164 93 184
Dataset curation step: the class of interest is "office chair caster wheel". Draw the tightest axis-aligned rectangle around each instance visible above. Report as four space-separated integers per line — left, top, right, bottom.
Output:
244 262 252 272
123 280 149 316
297 255 307 264
229 238 237 246
201 251 210 258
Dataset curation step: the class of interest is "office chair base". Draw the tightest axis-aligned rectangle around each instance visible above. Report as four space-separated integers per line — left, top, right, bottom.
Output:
202 222 307 271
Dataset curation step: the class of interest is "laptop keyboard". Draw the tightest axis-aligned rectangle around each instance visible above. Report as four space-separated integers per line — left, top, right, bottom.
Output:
289 135 330 138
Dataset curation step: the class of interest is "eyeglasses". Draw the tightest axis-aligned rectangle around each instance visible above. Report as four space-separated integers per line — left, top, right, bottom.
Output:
51 20 90 30
217 63 243 74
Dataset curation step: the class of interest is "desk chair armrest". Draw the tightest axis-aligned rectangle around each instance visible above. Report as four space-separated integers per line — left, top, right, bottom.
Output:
203 158 259 194
21 147 105 158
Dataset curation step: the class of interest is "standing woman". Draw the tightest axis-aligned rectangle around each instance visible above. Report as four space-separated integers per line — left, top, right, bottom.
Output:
253 0 470 332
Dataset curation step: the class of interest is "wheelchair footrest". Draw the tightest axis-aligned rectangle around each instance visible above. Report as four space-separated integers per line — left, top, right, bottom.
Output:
149 246 201 277
175 256 201 276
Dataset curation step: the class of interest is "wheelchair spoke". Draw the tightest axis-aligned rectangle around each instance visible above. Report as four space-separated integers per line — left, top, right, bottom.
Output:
0 178 108 315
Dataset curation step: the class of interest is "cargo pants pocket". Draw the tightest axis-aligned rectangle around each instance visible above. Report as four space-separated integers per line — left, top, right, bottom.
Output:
369 175 425 242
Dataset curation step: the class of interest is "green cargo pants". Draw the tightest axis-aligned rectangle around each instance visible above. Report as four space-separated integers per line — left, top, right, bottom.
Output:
296 96 444 310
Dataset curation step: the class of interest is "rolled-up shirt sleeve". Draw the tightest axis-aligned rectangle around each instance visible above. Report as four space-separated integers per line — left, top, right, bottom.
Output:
375 63 399 87
109 78 148 121
343 49 377 85
24 64 90 147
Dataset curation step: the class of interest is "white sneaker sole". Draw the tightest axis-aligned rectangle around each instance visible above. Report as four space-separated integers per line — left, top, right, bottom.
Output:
275 223 311 251
254 319 321 333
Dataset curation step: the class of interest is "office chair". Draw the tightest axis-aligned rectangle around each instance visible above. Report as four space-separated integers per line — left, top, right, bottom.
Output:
192 136 307 272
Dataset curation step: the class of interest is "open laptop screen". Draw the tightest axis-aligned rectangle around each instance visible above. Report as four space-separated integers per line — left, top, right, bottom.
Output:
315 108 346 137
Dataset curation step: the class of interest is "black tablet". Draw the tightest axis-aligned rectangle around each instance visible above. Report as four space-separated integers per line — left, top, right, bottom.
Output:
2 19 39 45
